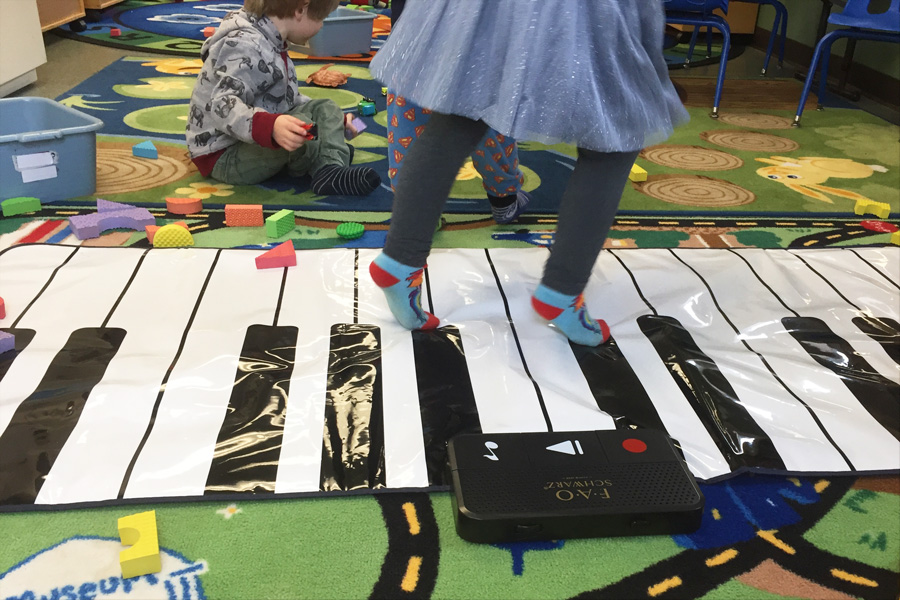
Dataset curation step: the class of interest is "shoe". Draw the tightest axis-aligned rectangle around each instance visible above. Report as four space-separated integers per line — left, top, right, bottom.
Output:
492 190 531 225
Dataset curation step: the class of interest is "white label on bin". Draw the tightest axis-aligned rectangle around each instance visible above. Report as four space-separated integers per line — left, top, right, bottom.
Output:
13 152 58 183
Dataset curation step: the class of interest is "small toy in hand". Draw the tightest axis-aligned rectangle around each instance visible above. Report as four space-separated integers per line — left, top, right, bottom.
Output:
300 122 318 141
344 113 367 140
305 64 350 88
357 98 377 116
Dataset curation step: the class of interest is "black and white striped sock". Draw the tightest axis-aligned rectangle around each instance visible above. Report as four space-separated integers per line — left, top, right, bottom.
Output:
311 165 381 196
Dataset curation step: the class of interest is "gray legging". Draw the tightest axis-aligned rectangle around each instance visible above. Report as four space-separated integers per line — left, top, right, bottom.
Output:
383 112 639 296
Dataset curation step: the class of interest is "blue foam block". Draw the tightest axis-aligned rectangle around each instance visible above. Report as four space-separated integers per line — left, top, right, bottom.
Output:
132 141 158 159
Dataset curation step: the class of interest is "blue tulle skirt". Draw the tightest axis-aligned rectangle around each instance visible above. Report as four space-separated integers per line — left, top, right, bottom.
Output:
370 0 689 152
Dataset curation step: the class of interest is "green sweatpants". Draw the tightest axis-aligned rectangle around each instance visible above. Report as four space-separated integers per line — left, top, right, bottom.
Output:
210 99 351 186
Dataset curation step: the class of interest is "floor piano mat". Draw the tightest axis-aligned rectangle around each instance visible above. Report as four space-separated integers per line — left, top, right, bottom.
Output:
0 245 897 511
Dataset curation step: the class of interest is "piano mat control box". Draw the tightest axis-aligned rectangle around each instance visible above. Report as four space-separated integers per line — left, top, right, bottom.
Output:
447 429 704 543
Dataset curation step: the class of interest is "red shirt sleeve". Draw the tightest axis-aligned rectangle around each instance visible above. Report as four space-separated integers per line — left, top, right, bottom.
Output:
252 111 282 149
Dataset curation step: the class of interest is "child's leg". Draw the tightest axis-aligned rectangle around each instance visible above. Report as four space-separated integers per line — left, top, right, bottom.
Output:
471 130 530 224
532 148 639 346
285 100 380 196
372 112 489 329
210 142 289 185
387 94 529 225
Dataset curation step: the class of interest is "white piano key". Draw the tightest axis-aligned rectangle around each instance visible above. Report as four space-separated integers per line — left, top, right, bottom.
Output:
676 249 888 471
791 248 900 322
357 249 429 489
590 251 732 480
614 249 856 473
487 249 616 433
747 249 899 385
275 250 356 494
0 247 145 436
849 247 900 287
35 249 218 504
0 244 75 324
425 249 552 434
123 249 283 499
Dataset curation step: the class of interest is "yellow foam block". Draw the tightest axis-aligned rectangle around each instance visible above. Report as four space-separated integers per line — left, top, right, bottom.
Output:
854 198 891 219
119 510 162 579
153 223 194 248
629 163 647 182
891 230 899 246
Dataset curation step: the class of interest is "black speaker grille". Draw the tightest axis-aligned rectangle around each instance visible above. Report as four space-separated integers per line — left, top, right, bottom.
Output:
458 462 701 515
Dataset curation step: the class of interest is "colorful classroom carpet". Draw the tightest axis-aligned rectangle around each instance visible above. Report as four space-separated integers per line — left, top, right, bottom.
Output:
1 44 899 600
53 0 391 61
1 56 897 252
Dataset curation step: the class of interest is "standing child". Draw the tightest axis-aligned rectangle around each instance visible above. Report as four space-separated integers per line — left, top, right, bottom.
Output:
368 0 687 345
186 0 381 196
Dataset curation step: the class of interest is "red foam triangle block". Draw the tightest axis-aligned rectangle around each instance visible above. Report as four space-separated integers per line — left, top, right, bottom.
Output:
255 241 296 269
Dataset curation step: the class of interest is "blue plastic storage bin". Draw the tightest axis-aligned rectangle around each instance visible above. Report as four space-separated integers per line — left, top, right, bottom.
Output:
0 97 104 203
291 7 377 57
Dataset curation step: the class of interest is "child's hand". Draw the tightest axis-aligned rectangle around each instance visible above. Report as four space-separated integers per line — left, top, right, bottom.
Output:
273 115 311 151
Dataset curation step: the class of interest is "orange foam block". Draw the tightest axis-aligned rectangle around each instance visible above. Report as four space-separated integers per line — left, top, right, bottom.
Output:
255 241 296 270
166 197 203 215
145 221 188 244
225 204 264 227
203 26 215 37
0 296 5 320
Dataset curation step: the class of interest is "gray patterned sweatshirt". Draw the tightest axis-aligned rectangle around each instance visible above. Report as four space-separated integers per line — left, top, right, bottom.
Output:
185 9 310 167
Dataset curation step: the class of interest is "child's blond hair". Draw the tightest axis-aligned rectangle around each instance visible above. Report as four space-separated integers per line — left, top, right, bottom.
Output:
244 0 340 21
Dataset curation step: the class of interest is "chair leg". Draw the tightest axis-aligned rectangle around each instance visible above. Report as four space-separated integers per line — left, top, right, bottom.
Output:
777 3 788 66
762 9 780 75
705 27 713 58
686 27 700 65
794 32 838 126
816 33 842 111
711 19 730 118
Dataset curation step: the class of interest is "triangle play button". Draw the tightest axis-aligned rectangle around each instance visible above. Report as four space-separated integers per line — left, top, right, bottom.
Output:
546 440 583 455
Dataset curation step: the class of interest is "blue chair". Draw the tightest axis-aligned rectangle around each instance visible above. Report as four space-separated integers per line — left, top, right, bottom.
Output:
664 0 731 118
794 0 900 126
742 0 788 75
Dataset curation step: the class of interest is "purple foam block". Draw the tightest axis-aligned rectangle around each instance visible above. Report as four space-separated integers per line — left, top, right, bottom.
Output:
69 207 156 240
345 117 367 140
0 331 14 355
97 198 134 213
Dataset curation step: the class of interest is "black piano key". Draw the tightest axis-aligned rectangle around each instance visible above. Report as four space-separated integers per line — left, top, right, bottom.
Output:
411 326 481 485
638 315 786 471
0 327 126 505
0 329 37 383
852 316 900 366
784 316 900 441
568 336 669 432
320 324 386 491
205 324 299 494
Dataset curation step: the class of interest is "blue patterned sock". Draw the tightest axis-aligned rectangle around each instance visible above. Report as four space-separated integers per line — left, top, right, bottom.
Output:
531 284 609 346
369 253 439 330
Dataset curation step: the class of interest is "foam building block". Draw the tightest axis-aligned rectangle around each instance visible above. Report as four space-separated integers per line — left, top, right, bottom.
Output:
132 141 158 160
0 296 5 320
2 196 42 217
853 198 891 220
110 28 121 37
118 510 162 579
153 224 194 248
892 230 900 246
265 209 295 238
225 204 264 227
345 117 367 140
0 331 13 355
145 221 188 244
255 241 297 269
203 26 215 37
166 197 203 215
69 200 155 241
629 164 648 183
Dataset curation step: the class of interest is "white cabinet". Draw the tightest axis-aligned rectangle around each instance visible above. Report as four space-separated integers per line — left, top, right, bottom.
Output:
0 0 48 97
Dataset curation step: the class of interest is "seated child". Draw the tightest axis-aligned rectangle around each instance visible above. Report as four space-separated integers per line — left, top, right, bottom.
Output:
186 0 381 196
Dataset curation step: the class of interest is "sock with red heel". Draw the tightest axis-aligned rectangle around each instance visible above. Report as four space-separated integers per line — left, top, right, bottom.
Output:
369 253 440 330
531 284 609 346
